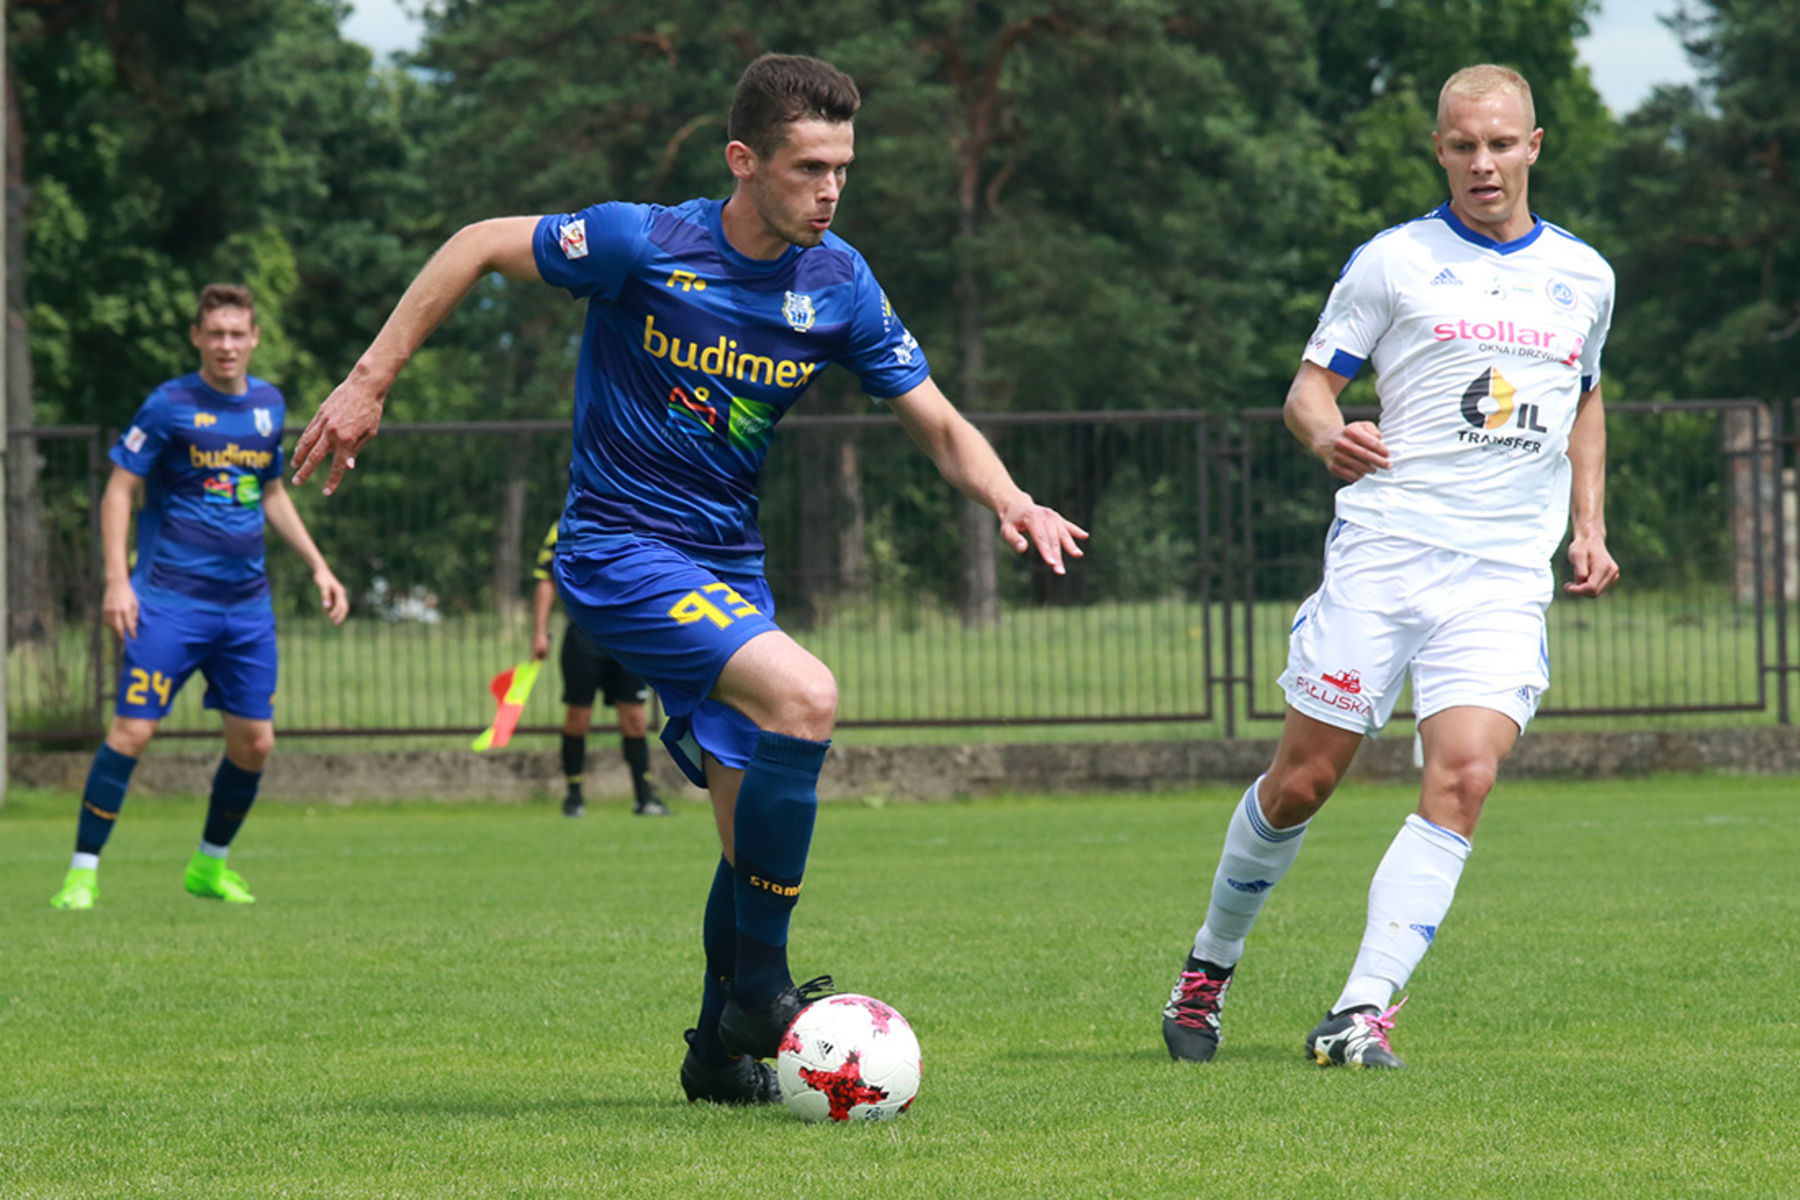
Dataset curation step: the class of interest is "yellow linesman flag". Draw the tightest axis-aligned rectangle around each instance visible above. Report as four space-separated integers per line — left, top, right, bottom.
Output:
472 660 542 752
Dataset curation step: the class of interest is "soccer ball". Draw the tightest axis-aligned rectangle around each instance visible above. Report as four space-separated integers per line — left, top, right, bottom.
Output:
776 994 922 1122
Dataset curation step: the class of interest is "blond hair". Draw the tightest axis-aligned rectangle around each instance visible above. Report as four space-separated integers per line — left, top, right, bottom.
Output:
1437 64 1535 131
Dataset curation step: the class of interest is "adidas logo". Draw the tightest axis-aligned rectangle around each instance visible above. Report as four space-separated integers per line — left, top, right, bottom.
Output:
1430 268 1461 287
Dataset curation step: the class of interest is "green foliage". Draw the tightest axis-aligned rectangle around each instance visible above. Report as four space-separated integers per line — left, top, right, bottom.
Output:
19 0 1781 634
12 0 428 427
1599 0 1800 402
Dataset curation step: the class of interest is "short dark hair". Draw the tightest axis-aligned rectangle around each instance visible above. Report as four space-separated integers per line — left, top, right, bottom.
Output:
729 54 860 160
194 283 255 326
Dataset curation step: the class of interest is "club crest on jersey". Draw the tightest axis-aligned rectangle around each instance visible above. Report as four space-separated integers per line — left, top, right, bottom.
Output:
254 407 274 437
1545 277 1577 311
558 218 589 260
782 291 816 333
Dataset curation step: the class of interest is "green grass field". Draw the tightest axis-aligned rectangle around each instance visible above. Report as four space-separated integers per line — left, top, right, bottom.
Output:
3 776 1796 1198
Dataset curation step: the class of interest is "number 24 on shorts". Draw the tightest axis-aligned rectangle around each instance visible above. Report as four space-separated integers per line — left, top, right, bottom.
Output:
667 583 760 628
124 668 174 708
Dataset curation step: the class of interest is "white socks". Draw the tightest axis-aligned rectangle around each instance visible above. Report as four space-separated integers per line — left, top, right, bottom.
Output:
1191 776 1310 967
1334 813 1472 1013
71 852 100 871
198 841 230 860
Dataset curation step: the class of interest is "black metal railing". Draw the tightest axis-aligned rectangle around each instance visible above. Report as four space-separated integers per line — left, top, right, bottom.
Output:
7 401 1796 740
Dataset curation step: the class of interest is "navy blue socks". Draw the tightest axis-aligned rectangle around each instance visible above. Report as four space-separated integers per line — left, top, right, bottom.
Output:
201 757 262 850
75 744 138 857
732 731 829 1006
692 857 739 1066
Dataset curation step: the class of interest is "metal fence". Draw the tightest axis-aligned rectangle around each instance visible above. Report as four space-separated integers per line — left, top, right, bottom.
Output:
7 401 1797 742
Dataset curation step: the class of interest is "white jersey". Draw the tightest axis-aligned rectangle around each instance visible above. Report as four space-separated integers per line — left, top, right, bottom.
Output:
1302 203 1615 567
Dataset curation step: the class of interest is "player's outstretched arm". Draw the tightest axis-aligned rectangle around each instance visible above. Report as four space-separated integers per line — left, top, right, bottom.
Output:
262 479 350 625
1564 383 1619 597
887 378 1088 576
293 216 544 495
99 465 144 641
1285 361 1389 482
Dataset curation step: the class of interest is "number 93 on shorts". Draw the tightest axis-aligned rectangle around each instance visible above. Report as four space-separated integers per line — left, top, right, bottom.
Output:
551 534 781 724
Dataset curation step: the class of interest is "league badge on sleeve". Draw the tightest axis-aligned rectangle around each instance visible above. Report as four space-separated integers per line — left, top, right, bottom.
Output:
892 330 918 366
783 291 816 333
124 425 148 453
558 218 589 260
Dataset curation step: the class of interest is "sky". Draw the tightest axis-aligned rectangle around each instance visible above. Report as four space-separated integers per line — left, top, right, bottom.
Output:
338 0 1700 117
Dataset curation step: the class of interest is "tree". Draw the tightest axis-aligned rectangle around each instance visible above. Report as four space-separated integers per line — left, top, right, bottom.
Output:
1599 0 1800 402
10 0 427 637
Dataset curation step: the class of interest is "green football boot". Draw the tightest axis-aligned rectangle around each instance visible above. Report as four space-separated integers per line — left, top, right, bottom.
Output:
50 867 99 910
184 852 256 903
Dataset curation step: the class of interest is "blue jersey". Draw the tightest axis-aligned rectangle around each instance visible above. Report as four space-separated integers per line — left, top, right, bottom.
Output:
532 198 931 565
110 373 287 611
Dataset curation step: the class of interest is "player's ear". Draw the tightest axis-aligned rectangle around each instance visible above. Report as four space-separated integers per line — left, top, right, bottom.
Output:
1526 127 1543 164
725 139 759 182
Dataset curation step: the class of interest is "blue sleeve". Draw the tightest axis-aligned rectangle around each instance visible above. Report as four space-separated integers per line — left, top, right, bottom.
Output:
109 390 172 476
533 202 650 301
837 260 932 401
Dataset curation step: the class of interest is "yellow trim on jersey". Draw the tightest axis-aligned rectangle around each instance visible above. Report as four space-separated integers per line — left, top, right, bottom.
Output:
532 523 558 581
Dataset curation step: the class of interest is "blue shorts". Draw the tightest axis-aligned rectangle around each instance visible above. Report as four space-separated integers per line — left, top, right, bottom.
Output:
553 536 780 787
116 594 279 721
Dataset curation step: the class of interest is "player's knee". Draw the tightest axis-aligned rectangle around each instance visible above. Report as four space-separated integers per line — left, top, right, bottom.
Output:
1437 755 1497 808
242 731 276 769
617 705 649 739
227 724 275 769
775 666 838 740
1262 761 1339 823
105 718 155 759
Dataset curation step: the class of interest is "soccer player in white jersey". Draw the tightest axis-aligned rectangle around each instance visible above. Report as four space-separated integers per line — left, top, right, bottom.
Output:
1161 64 1619 1068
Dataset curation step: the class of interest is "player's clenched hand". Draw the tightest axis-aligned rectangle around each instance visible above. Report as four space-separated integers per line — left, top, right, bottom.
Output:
998 499 1089 577
1316 420 1391 482
1564 534 1619 597
102 580 139 641
531 631 552 661
315 567 351 625
293 376 385 495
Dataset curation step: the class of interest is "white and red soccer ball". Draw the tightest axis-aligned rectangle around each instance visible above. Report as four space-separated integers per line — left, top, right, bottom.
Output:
776 994 921 1122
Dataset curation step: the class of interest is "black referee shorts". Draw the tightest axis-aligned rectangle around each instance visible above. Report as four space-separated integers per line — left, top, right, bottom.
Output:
560 622 652 709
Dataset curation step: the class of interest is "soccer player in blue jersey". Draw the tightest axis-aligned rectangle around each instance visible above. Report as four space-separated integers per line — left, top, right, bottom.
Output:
49 284 349 912
293 54 1086 1104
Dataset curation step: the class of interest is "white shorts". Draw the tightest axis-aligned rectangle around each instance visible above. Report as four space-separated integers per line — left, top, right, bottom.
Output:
1277 521 1553 737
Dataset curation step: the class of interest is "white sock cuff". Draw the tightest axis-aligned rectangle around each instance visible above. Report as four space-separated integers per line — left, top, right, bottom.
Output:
198 841 230 860
71 852 100 871
1403 813 1472 859
1242 775 1308 844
